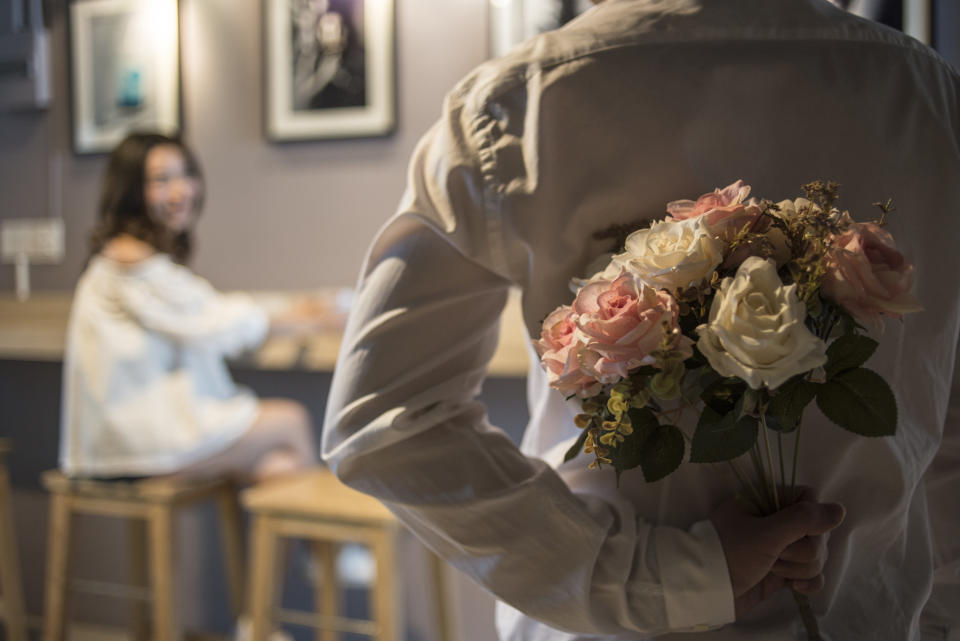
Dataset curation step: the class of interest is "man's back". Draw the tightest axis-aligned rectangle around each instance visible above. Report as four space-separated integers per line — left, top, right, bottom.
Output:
324 0 960 638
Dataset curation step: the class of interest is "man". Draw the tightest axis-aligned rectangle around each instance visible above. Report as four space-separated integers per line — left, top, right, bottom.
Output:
323 0 960 638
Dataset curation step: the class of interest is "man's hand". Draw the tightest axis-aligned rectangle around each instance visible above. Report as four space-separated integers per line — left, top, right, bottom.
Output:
709 488 845 618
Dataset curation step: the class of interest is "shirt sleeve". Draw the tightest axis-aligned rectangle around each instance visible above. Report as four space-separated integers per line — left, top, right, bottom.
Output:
921 333 960 637
117 262 269 357
322 94 735 636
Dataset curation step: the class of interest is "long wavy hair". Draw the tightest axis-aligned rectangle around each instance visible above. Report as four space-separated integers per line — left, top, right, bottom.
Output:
89 132 204 264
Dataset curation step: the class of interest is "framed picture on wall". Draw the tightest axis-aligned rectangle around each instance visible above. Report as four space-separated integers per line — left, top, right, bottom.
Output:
489 0 935 58
264 0 395 141
832 0 933 44
489 0 595 58
68 0 182 155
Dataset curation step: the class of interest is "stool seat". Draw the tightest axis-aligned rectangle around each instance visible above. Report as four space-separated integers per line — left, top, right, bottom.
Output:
242 467 394 523
42 470 232 504
41 470 245 641
241 467 451 641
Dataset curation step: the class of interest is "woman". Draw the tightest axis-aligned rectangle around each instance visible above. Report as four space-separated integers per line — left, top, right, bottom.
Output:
60 132 316 482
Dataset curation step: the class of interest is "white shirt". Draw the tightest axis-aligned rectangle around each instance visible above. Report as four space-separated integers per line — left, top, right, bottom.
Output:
322 0 960 638
60 254 268 477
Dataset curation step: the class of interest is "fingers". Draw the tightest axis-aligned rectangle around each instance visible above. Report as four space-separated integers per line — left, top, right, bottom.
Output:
764 500 845 548
792 485 818 503
774 533 830 594
771 558 822 581
778 534 828 564
791 575 825 595
735 572 787 619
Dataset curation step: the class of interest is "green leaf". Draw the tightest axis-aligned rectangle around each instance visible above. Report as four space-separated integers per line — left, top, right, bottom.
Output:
639 425 685 483
700 377 746 415
815 367 897 437
610 408 659 482
825 334 878 378
563 428 590 463
690 404 759 463
627 407 660 438
767 378 820 432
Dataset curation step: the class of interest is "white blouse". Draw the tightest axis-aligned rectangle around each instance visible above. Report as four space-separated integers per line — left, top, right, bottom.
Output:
323 0 960 639
60 254 268 477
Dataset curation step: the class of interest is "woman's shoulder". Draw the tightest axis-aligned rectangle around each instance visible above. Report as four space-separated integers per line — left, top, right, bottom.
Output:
93 237 208 304
100 235 157 265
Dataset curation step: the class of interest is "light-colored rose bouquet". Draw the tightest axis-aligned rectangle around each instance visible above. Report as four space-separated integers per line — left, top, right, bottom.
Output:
534 180 921 640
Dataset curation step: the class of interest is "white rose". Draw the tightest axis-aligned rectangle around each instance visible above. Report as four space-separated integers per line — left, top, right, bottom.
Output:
696 256 827 390
569 252 622 292
618 217 723 291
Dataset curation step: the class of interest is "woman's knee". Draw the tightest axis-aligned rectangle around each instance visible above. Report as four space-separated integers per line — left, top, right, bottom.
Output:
259 398 312 430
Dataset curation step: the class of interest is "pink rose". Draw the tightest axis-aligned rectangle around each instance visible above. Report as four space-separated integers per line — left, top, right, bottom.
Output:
573 275 692 382
534 306 602 397
822 222 922 333
666 180 761 241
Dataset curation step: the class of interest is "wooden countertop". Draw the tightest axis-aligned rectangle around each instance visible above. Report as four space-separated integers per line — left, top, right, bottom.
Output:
0 290 531 377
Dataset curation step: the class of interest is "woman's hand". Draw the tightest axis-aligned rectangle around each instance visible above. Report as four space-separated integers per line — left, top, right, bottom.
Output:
268 296 343 335
709 487 845 618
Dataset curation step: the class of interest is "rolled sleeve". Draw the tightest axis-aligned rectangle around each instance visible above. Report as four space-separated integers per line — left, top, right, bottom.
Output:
323 91 738 637
657 519 736 632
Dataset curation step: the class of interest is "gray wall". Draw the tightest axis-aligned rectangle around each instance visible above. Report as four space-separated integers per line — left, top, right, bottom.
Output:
0 0 490 293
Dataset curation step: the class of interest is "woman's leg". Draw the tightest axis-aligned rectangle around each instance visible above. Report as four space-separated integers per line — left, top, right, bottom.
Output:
174 399 317 483
247 399 318 481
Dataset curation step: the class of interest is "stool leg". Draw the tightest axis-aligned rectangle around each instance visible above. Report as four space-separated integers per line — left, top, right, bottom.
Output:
129 518 150 641
311 541 338 641
0 465 27 641
430 552 454 641
148 504 178 641
371 530 398 641
216 486 246 616
249 515 279 641
42 493 72 641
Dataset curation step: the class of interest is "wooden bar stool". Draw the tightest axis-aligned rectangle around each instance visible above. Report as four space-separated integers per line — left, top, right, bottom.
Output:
242 467 453 641
40 470 246 641
0 439 28 641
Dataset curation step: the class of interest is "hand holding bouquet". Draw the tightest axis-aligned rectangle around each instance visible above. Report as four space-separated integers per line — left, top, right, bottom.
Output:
534 180 921 639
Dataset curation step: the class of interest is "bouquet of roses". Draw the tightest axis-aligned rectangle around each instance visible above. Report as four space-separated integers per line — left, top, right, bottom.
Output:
534 180 921 640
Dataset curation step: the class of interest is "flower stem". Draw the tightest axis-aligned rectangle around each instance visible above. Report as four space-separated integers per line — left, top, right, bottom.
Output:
778 430 786 497
791 420 803 504
749 444 771 510
728 459 764 513
760 414 780 511
793 590 823 640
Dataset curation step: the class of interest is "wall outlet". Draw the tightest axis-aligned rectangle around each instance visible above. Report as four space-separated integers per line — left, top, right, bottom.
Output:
1 217 65 264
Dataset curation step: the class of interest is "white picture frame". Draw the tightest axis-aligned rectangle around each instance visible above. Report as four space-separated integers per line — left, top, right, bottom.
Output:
489 0 594 58
843 0 932 43
69 0 181 155
264 0 395 141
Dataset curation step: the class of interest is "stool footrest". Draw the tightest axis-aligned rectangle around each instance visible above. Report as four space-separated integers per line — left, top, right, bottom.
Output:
274 607 379 636
70 578 151 602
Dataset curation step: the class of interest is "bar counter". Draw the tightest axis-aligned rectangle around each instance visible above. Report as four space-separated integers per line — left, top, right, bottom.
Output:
0 289 532 376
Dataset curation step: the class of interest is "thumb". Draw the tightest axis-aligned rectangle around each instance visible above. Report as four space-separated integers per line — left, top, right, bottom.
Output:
763 501 845 548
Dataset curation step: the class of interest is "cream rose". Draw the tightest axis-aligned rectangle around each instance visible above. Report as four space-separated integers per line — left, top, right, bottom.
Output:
696 257 827 390
617 217 723 291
